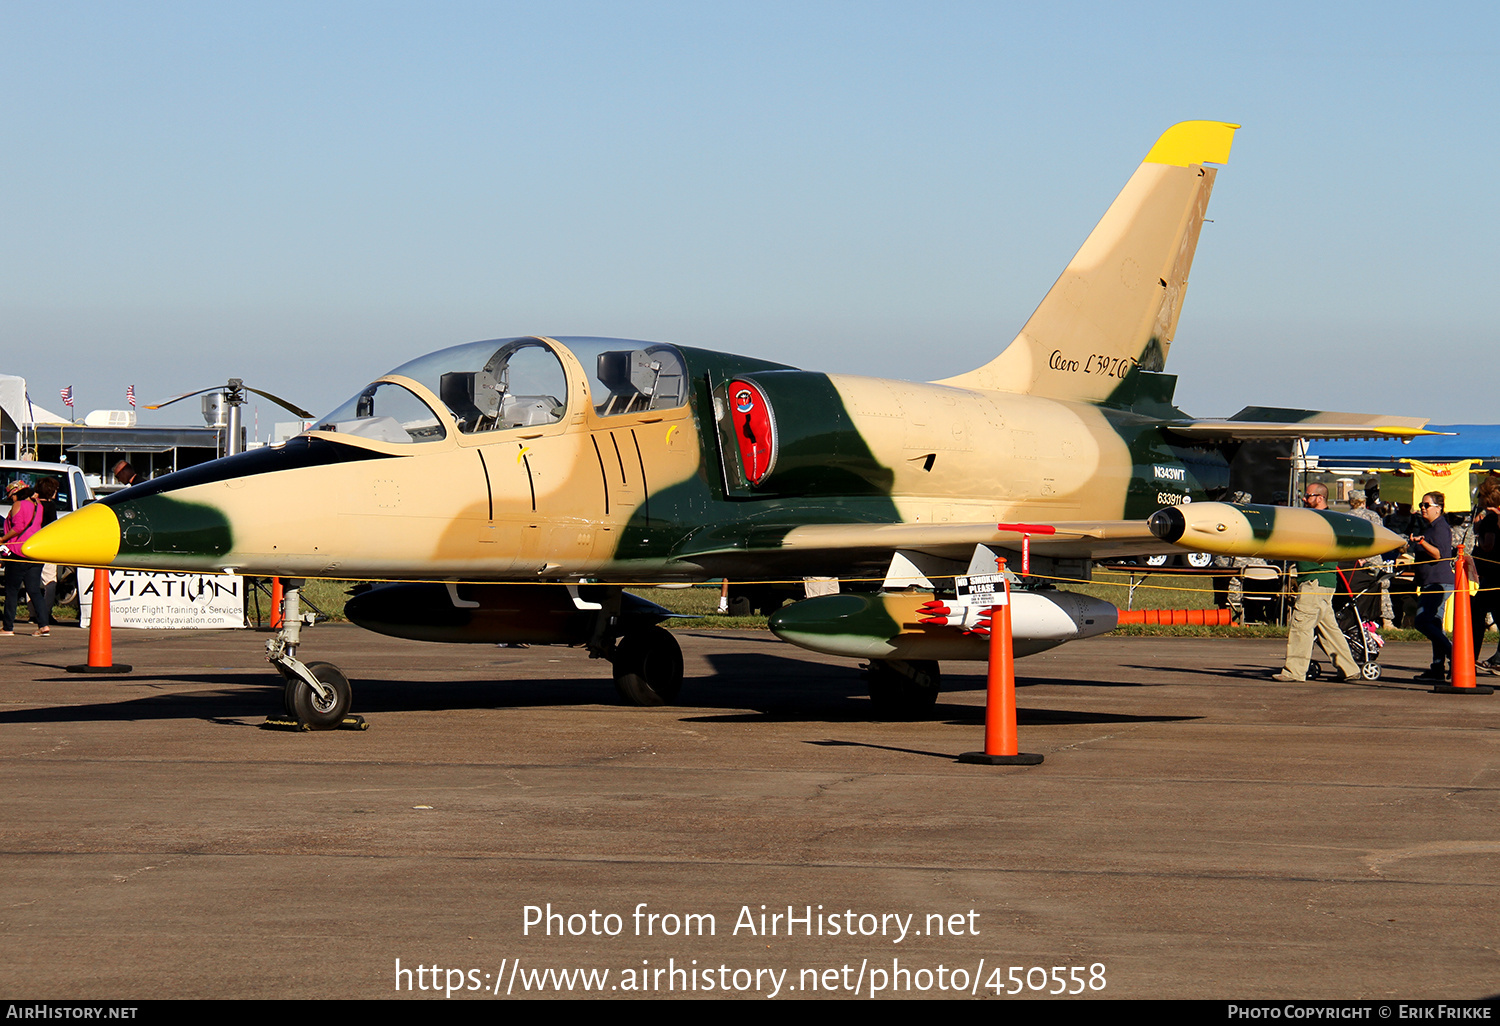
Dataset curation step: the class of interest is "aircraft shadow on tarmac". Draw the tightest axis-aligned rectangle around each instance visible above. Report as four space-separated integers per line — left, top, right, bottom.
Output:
1112 662 1274 680
1123 662 1433 689
683 652 1199 727
4 672 631 725
2 682 289 725
2 652 1198 727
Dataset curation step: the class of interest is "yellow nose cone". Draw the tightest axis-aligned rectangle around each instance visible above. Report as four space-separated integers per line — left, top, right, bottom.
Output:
22 503 121 566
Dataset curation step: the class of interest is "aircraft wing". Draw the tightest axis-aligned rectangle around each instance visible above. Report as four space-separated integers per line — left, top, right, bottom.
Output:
744 519 1160 562
674 502 1407 577
671 519 1160 577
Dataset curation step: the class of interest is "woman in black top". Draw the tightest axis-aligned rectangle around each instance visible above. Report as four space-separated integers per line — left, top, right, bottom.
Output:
1411 491 1454 680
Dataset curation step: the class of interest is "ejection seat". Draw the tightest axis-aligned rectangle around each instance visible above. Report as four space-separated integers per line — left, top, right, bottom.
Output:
498 394 564 428
440 372 488 432
596 350 656 416
595 347 688 416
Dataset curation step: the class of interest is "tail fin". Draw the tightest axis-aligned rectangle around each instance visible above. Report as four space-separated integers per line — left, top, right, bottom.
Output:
936 120 1237 404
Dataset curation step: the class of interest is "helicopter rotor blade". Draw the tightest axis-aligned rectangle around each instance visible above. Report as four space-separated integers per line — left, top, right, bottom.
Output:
243 386 313 419
144 386 220 411
145 382 312 419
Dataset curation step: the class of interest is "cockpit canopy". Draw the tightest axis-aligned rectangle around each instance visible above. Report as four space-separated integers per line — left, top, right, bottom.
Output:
312 336 688 443
313 381 447 444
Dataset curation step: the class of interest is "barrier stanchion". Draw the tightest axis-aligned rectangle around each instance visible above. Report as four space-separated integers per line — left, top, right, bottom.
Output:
960 558 1043 766
1115 608 1235 626
1432 545 1492 696
67 567 132 674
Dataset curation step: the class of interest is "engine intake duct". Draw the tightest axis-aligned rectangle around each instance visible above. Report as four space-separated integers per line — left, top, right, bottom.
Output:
1147 506 1186 544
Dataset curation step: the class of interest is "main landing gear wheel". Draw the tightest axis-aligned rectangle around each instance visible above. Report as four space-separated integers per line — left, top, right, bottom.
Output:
283 661 353 729
866 659 941 720
1185 551 1214 569
612 626 684 706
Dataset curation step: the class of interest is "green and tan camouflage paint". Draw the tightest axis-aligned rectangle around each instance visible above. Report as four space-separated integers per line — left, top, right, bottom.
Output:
22 121 1411 583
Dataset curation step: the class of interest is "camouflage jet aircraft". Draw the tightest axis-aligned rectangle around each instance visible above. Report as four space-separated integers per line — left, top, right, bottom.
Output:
25 120 1417 725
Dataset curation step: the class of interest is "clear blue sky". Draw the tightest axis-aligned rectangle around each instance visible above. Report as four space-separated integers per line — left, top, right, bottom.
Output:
3 1 1496 430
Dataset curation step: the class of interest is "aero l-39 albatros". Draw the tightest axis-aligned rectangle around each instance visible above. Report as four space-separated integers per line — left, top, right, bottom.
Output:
25 121 1415 726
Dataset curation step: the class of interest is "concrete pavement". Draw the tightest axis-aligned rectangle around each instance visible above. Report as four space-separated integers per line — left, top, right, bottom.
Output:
1 624 1496 999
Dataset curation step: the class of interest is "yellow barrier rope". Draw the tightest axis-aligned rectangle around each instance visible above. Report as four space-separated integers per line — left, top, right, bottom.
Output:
16 554 1485 600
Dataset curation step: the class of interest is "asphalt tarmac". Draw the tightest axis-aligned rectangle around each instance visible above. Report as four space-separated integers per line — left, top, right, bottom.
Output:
2 624 1496 1001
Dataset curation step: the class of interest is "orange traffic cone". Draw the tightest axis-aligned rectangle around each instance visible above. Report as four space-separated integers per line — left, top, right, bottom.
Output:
67 568 132 674
1432 545 1492 695
961 557 1044 766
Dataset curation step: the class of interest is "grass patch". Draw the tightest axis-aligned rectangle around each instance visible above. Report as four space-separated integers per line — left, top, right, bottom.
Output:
1076 570 1217 609
302 579 353 621
637 585 769 630
1111 622 1291 638
233 578 354 625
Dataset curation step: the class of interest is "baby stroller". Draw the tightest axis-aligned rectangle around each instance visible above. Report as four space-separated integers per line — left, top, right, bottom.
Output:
1308 566 1388 681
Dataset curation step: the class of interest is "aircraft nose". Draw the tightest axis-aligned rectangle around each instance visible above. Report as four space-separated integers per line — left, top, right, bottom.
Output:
22 502 122 566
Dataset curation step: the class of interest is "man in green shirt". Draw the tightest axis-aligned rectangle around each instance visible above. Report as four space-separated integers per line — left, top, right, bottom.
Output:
1272 483 1361 682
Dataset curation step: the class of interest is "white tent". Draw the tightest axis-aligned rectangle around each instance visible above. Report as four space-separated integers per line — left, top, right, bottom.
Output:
0 374 71 428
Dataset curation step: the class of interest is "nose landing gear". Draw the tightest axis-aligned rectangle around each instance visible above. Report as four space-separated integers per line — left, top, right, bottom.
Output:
265 579 366 731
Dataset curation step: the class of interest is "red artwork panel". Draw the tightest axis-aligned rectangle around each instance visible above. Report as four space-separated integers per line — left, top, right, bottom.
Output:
728 379 776 485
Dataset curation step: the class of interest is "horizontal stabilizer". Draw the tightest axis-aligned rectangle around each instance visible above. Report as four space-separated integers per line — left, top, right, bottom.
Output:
1166 406 1439 442
1165 422 1442 442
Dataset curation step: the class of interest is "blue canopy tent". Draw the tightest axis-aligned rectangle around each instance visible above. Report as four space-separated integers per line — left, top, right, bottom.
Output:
1308 426 1500 468
1307 425 1499 509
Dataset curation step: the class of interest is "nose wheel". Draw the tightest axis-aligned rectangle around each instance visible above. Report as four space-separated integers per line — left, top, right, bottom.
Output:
264 579 365 731
283 661 354 728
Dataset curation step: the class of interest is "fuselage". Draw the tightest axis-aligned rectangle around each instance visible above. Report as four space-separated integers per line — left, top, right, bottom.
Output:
24 334 1229 581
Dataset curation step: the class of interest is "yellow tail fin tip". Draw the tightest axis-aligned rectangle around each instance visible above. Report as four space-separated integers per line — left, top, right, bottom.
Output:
1144 121 1239 167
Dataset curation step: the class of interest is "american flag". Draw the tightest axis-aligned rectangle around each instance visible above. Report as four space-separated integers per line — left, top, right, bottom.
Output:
126 385 136 408
60 385 73 408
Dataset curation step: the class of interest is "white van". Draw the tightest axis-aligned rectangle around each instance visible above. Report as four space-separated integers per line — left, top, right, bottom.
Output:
1 461 96 608
0 461 96 520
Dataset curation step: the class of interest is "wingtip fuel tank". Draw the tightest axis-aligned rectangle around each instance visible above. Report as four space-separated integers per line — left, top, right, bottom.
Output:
1148 502 1405 562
